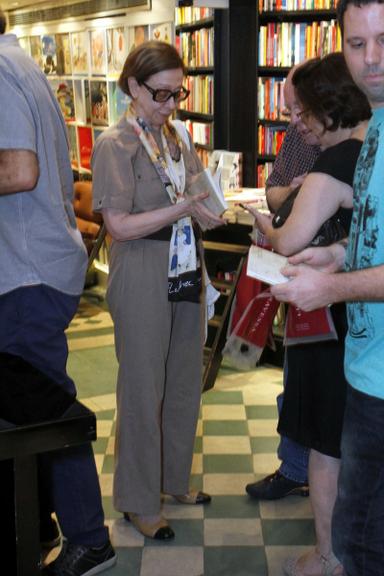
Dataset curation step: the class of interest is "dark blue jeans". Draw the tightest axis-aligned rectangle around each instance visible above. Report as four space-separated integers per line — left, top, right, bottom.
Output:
0 285 108 547
277 360 309 484
332 385 384 576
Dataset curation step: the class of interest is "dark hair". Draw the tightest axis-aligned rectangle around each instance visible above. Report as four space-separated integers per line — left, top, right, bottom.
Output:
292 52 371 132
118 41 185 97
337 0 384 35
0 8 6 34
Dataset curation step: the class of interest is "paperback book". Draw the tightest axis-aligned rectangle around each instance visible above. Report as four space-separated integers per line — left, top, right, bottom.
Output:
187 165 228 228
246 245 288 285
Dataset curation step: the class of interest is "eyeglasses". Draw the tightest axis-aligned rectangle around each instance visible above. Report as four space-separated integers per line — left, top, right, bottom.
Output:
140 81 190 103
296 109 310 120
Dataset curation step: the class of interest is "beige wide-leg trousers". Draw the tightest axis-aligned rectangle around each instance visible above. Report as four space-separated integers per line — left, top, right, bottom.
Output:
107 238 204 515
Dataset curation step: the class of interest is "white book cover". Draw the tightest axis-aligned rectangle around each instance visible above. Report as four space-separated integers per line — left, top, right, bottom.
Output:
247 245 288 285
187 167 228 222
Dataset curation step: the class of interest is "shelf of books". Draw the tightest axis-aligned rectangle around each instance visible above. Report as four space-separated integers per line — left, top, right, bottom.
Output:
175 5 215 166
17 22 174 176
256 0 340 185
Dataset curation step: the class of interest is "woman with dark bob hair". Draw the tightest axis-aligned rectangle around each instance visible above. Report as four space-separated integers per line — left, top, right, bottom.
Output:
246 52 371 576
91 41 224 540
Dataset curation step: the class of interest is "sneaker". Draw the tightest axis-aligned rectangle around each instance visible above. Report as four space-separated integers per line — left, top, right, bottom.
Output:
42 539 117 576
246 470 309 500
40 516 61 550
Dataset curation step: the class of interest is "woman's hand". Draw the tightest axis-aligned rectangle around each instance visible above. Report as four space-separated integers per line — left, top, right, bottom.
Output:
185 192 226 230
244 204 274 236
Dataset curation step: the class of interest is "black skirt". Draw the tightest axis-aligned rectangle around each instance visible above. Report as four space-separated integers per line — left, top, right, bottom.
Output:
277 302 348 459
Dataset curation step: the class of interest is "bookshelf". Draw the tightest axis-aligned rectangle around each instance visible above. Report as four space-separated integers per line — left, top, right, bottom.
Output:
175 5 229 166
256 2 340 185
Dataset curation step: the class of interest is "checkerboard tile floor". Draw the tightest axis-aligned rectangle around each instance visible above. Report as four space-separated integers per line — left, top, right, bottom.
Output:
64 298 315 576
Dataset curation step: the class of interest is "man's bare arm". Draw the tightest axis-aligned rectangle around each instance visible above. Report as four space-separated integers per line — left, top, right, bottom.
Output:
0 149 39 195
265 185 292 213
266 173 308 212
271 258 384 312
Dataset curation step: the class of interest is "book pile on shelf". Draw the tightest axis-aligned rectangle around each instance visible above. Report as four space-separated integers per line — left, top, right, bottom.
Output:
17 22 173 173
224 187 267 226
258 19 341 66
258 77 287 120
179 75 214 115
175 6 213 25
176 28 214 68
259 0 336 10
185 119 213 148
258 125 286 156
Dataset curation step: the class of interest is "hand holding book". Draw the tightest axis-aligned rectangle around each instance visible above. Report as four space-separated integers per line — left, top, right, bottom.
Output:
186 166 228 231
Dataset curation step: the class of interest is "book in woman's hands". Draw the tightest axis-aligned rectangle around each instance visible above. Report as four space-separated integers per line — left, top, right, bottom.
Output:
247 245 289 285
187 167 228 220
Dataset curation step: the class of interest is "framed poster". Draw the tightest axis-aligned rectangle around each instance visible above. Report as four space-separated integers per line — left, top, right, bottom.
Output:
42 35 57 75
18 37 31 56
90 29 107 76
71 31 89 75
30 36 43 70
56 33 72 75
90 80 109 126
129 24 148 52
107 27 127 76
149 22 173 44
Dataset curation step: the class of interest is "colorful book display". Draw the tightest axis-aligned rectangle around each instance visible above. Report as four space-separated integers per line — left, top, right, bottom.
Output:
259 0 336 10
179 75 214 115
258 125 287 156
176 28 214 68
258 19 341 66
174 6 213 25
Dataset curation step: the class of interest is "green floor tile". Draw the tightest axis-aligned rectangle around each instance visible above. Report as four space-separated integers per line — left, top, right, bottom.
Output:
245 405 278 419
194 436 203 453
96 409 116 420
262 519 316 546
190 474 203 492
204 496 260 519
202 390 243 405
203 454 253 474
93 437 108 454
146 519 203 547
102 454 115 474
203 420 248 436
102 496 121 520
204 546 267 576
68 346 118 397
67 326 114 340
250 436 280 453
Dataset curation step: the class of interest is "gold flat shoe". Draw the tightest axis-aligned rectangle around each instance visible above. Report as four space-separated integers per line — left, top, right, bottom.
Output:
124 512 175 540
173 490 211 505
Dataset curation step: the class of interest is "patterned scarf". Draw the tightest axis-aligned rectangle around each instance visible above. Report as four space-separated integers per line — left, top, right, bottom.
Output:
126 104 201 302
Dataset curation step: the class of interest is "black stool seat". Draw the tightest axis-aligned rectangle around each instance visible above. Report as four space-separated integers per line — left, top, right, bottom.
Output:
0 401 97 576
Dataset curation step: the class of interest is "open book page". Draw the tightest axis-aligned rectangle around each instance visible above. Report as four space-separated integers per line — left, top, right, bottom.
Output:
187 168 228 219
247 245 289 285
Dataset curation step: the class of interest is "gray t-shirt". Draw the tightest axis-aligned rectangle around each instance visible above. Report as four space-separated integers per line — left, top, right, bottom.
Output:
0 34 87 296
